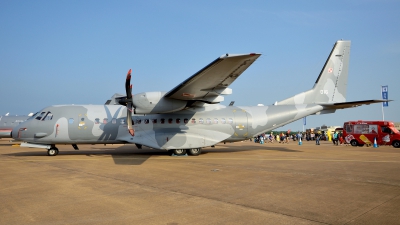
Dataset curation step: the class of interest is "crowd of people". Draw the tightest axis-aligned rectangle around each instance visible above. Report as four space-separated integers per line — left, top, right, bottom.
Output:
253 131 299 144
253 130 348 146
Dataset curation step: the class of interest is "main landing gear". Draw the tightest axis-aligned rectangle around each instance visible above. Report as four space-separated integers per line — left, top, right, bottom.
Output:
168 148 202 156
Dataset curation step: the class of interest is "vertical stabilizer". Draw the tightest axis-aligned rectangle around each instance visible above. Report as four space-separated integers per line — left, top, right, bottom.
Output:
277 40 351 105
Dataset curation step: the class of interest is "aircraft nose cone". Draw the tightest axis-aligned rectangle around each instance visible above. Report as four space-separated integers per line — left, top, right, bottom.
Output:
11 124 24 140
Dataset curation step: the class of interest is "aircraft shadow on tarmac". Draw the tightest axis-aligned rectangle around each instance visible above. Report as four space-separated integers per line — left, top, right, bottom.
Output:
206 143 303 153
3 143 301 165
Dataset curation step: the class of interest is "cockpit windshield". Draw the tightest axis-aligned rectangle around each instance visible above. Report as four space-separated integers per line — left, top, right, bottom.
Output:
34 111 53 121
27 112 39 120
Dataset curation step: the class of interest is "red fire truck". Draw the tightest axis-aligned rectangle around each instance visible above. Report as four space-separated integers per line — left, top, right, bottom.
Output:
343 121 400 148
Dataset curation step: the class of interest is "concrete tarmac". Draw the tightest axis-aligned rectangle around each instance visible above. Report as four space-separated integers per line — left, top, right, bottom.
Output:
1 138 400 225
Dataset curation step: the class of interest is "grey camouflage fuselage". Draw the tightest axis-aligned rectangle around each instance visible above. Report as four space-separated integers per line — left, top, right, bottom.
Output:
12 103 323 149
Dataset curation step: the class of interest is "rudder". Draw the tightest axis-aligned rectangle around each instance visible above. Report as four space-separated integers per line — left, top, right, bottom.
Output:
312 40 351 103
277 40 351 105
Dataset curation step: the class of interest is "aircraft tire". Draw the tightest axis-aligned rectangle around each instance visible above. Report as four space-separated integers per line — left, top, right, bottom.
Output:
47 148 59 156
392 140 400 148
350 140 358 147
172 149 186 156
187 148 201 156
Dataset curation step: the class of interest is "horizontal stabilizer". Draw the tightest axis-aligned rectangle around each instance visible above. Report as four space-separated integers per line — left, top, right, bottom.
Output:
320 99 391 110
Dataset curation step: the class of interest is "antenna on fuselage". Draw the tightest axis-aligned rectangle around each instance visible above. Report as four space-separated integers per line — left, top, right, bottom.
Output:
229 101 235 106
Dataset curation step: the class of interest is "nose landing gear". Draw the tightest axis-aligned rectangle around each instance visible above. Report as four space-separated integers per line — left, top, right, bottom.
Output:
47 147 59 156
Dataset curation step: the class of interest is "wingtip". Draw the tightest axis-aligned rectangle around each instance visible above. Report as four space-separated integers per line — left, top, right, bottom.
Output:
219 53 261 59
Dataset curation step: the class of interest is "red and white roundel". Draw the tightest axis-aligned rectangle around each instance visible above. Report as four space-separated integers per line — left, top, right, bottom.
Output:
328 68 333 73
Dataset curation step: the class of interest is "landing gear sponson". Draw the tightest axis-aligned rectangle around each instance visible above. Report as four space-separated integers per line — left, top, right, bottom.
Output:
169 148 202 156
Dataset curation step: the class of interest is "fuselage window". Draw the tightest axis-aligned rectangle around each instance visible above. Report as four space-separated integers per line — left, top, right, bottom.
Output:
206 118 211 124
35 112 46 120
136 119 141 124
120 119 125 124
144 119 149 124
213 118 218 124
112 118 117 124
69 118 74 124
103 118 108 124
152 119 157 124
161 118 165 124
184 118 188 124
191 118 196 124
228 118 233 124
221 118 226 124
168 118 173 124
95 118 100 124
199 118 204 124
176 118 180 124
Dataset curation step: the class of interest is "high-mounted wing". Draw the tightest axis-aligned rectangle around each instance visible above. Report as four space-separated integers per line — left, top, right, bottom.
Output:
164 53 261 103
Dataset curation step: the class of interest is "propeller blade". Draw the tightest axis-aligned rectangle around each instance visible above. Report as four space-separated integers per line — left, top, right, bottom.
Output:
125 69 132 99
124 69 134 136
127 102 134 136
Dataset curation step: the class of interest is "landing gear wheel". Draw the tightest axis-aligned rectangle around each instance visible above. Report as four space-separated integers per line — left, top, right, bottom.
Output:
350 140 358 147
187 148 202 156
172 149 187 156
48 147 59 156
393 140 400 148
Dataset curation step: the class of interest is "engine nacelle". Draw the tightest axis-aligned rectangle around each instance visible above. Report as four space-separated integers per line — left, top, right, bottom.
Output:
132 92 187 114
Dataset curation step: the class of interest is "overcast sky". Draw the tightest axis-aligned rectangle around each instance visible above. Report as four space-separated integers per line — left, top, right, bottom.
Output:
1 0 399 131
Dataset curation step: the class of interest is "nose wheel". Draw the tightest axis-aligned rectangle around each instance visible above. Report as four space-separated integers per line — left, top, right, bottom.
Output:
47 147 59 156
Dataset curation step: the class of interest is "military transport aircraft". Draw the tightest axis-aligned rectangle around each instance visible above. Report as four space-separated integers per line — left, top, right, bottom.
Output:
12 40 388 156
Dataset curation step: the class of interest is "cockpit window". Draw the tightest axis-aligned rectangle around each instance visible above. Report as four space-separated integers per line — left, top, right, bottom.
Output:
43 112 53 121
28 112 38 120
35 111 53 121
35 112 46 120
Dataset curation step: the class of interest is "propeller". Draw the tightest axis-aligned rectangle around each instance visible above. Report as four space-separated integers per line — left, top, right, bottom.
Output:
119 69 135 136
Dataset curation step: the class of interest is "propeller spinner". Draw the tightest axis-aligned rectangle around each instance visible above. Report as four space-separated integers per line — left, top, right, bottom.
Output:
119 69 135 136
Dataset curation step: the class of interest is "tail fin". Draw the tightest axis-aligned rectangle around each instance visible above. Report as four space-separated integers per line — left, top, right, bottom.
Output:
277 40 351 105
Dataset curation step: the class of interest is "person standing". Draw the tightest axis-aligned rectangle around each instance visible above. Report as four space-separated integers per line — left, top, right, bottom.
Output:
315 132 320 145
333 131 339 145
268 133 274 143
338 132 344 145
